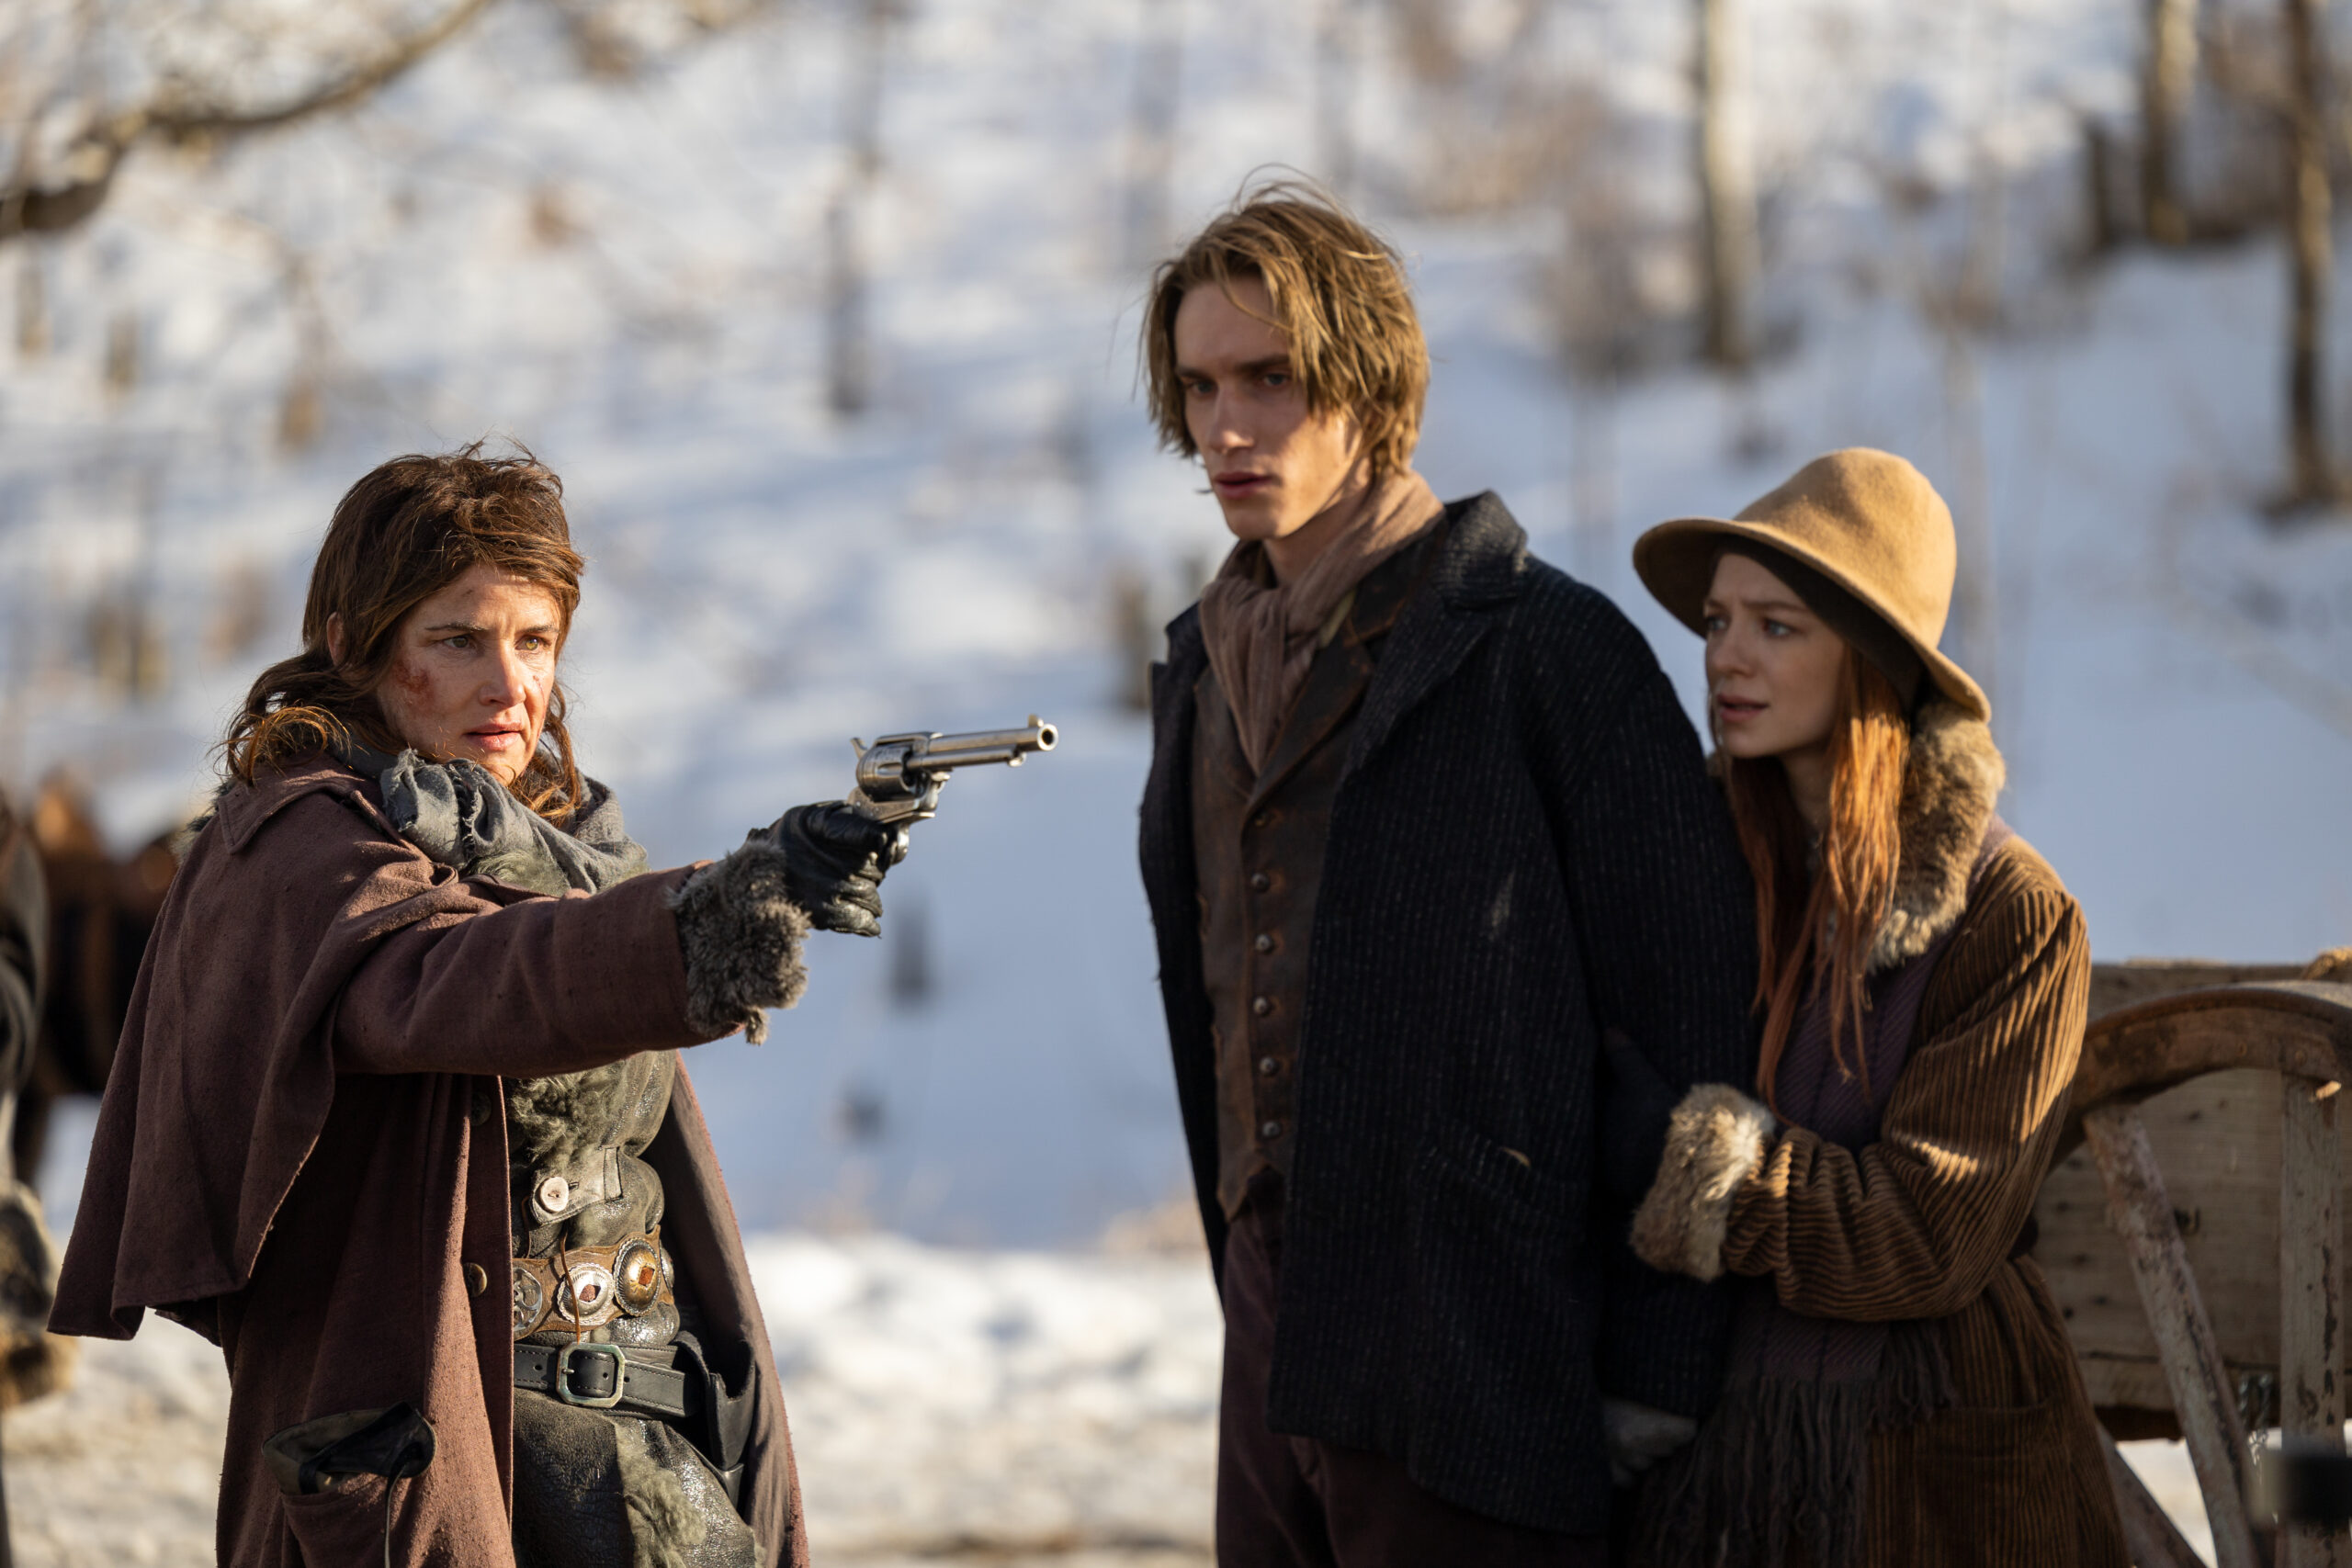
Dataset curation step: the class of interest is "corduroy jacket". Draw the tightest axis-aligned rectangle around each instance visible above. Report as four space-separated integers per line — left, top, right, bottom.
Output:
1139 492 1758 1534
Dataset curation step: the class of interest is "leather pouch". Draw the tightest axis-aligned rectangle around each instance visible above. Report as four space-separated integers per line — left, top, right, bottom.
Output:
668 1333 753 1510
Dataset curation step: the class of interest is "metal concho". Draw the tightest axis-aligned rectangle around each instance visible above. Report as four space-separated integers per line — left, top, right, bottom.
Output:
557 1262 621 1328
511 1262 548 1337
614 1239 664 1314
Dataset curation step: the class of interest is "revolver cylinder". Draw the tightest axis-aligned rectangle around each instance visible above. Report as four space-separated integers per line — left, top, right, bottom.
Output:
849 715 1057 827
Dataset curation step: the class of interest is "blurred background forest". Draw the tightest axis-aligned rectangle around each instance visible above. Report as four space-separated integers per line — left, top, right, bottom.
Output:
6 0 2352 1560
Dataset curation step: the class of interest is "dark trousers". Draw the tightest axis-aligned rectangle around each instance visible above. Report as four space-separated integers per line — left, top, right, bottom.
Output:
1216 1181 1610 1568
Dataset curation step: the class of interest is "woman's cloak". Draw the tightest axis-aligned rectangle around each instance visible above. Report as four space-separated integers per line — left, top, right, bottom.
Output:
51 756 808 1568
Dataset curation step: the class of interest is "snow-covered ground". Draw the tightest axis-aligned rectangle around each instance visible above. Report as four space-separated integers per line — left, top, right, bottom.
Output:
6 1230 1224 1567
3 1227 2233 1567
9 0 2352 1246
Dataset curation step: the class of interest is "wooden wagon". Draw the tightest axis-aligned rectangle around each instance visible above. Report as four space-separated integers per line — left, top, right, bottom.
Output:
2034 961 2352 1568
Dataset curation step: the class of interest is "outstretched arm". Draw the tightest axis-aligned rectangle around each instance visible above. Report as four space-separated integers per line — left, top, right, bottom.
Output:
334 797 900 1074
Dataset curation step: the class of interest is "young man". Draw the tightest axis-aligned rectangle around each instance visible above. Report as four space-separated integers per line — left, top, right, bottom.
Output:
1136 188 1758 1563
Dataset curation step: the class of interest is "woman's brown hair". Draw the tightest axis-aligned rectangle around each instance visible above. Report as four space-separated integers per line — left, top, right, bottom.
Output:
221 443 586 818
1141 179 1430 481
1723 649 1912 1112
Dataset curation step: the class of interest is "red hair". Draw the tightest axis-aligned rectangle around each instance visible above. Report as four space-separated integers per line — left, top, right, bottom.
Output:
1722 650 1910 1111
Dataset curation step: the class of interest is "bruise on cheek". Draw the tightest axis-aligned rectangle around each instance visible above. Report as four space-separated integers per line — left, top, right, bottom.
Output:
387 655 435 701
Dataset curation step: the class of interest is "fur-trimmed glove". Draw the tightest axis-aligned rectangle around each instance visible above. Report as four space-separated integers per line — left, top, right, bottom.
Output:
666 802 902 1043
766 802 903 939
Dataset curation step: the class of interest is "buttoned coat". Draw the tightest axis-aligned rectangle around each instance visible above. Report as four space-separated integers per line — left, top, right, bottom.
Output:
51 757 807 1568
1139 492 1759 1535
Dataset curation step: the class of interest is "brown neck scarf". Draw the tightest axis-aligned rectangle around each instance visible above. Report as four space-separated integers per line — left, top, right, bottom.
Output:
1197 468 1442 773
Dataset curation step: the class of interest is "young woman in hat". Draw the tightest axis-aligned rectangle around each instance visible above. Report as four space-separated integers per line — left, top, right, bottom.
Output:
1618 449 2128 1567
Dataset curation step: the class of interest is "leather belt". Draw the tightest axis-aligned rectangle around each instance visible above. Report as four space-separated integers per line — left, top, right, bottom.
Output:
511 1233 673 1340
514 1342 702 1420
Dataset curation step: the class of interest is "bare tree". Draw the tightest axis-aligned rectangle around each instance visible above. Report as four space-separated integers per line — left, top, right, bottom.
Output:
1385 0 1557 216
0 0 498 245
2142 0 2199 243
1316 0 1362 198
1121 0 1186 273
1548 85 1642 580
826 0 893 418
1696 0 1759 368
2280 0 2336 506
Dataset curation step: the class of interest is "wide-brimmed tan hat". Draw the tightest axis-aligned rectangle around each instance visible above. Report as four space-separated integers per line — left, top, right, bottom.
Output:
1633 447 1988 720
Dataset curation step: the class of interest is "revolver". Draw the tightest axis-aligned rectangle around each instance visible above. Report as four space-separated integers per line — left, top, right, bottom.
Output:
847 715 1057 853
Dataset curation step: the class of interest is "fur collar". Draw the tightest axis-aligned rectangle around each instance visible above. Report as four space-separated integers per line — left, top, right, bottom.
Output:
1868 705 2004 973
1708 705 2006 975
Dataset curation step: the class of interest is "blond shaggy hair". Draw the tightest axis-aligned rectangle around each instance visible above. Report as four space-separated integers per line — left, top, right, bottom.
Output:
1142 183 1430 481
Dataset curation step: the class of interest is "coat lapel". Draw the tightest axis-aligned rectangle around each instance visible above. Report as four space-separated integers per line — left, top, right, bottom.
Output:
1247 635 1377 810
1343 493 1528 784
1140 607 1209 919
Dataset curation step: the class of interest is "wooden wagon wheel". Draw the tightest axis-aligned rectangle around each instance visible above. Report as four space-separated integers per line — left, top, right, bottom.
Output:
2034 976 2352 1568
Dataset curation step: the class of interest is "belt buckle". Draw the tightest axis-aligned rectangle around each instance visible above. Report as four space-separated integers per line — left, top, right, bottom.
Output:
553 1343 627 1409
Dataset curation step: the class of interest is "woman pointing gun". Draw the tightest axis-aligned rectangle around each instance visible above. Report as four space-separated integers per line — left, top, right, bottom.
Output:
51 446 910 1568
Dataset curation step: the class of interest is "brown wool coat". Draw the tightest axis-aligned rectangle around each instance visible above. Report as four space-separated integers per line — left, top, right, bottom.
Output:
1634 711 2128 1567
51 757 808 1568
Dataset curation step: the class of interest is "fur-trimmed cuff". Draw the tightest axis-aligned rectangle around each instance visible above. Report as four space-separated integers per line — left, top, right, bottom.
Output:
1629 1085 1776 1282
667 843 811 1044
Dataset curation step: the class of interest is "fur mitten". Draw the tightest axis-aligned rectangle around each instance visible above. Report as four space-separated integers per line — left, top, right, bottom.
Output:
667 843 811 1044
1629 1085 1776 1282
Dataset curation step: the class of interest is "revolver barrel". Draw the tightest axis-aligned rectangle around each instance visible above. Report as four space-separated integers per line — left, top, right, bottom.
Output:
850 715 1057 823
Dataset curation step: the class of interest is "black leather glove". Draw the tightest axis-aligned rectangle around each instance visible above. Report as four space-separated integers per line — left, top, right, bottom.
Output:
1598 1026 1681 1204
767 803 902 939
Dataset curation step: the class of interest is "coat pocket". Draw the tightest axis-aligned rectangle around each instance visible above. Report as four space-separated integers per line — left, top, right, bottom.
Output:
1400 1117 1598 1513
1879 1399 2075 1566
1413 1114 1583 1237
280 1472 392 1562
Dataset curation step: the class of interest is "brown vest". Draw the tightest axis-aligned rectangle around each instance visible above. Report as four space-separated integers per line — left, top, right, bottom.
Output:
1190 533 1433 1219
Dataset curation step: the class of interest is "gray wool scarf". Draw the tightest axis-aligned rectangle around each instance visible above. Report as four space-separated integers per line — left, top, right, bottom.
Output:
362 748 649 896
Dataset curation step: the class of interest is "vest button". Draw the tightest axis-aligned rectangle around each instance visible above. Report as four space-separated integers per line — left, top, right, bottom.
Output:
466 1263 491 1298
1260 1120 1284 1140
1252 996 1272 1017
537 1174 571 1213
1254 933 1274 953
1249 872 1271 893
1259 1055 1280 1077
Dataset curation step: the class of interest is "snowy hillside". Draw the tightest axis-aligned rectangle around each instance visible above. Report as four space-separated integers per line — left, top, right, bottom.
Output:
6 0 2350 1252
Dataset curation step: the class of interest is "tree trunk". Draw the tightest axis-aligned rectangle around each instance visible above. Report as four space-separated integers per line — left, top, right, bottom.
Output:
2284 0 2335 505
2085 116 2124 254
1316 0 1360 198
13 253 45 357
826 0 891 419
2142 0 2198 243
1696 0 1758 369
1942 333 1999 726
1122 0 1185 272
